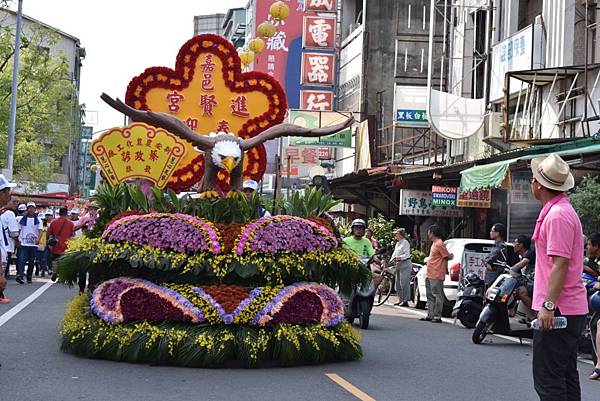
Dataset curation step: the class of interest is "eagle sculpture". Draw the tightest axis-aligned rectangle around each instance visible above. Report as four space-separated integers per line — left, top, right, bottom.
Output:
101 93 353 192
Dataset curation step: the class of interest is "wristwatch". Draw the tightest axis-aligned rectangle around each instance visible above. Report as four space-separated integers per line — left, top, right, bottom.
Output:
543 301 556 311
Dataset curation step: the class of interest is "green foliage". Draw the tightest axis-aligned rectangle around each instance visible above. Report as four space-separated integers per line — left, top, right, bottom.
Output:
368 214 396 250
570 175 600 234
410 249 426 264
281 187 340 218
0 21 79 186
60 294 362 368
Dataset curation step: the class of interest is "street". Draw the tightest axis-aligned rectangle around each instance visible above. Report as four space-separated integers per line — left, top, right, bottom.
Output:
0 281 598 401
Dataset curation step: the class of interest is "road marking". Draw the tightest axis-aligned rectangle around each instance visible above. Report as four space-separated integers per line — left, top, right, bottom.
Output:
0 281 54 327
384 303 595 365
325 373 376 401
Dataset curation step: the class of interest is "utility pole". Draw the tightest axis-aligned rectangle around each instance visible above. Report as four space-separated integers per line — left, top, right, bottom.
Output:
6 0 24 179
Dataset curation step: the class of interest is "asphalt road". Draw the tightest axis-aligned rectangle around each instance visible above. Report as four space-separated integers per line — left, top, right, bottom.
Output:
1 280 599 401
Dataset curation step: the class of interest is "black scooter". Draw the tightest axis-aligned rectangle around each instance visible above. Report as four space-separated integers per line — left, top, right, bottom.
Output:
472 267 535 344
453 272 485 328
345 256 377 329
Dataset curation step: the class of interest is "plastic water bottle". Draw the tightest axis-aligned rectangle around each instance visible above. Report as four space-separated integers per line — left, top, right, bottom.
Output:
531 316 568 330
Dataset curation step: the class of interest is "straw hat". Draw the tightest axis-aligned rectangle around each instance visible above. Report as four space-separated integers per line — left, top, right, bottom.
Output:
531 153 574 192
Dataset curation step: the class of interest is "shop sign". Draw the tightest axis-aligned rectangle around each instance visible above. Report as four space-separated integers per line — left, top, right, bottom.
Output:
91 123 187 188
318 147 332 159
284 147 319 164
399 189 463 217
431 186 458 206
394 85 429 128
461 251 489 281
300 90 334 111
301 52 335 86
281 165 299 177
511 172 536 204
303 16 336 49
457 188 492 208
288 110 353 147
304 0 337 12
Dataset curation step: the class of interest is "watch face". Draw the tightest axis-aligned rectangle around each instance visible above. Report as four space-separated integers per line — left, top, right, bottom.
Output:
544 301 555 310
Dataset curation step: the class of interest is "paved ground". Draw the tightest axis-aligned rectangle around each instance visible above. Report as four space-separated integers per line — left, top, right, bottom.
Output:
0 280 599 401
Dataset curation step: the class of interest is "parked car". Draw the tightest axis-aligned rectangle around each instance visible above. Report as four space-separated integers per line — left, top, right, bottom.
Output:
413 239 516 317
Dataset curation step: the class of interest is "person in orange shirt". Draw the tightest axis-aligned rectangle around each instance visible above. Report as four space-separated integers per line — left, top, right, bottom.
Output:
420 224 453 323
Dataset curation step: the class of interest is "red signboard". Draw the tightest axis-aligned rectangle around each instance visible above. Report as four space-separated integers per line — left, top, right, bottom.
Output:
304 0 337 12
300 90 334 110
318 147 332 159
302 16 336 49
301 52 335 86
281 165 299 177
284 147 320 164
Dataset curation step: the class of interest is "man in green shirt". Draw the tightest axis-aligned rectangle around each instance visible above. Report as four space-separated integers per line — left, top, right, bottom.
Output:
343 219 375 258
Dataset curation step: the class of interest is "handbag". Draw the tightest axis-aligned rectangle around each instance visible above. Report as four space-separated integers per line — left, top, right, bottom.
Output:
47 220 67 247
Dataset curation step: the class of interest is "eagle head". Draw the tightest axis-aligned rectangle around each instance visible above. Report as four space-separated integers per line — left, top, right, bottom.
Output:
211 133 242 173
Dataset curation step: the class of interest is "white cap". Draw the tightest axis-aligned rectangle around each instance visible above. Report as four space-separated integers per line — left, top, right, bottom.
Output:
242 179 259 191
26 201 36 208
0 174 16 191
45 210 54 216
70 208 80 215
17 203 26 211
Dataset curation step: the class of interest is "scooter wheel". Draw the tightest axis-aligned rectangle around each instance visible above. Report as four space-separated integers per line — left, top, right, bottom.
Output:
472 321 489 344
346 317 355 325
359 312 370 329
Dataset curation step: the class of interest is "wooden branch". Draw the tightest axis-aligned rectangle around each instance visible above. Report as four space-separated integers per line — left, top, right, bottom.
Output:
100 93 215 150
239 116 354 151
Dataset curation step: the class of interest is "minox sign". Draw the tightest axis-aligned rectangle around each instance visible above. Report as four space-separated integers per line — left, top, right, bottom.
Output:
431 186 458 206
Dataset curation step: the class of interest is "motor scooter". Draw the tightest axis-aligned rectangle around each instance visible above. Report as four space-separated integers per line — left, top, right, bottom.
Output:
472 265 535 344
453 272 485 328
345 256 377 329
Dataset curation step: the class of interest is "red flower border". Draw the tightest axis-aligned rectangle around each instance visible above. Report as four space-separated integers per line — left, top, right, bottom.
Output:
125 34 287 192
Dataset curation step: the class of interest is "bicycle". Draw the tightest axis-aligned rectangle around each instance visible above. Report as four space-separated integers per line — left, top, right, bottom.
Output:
373 267 395 306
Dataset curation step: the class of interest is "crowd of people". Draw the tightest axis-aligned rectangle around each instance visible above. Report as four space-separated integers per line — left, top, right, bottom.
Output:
0 174 99 304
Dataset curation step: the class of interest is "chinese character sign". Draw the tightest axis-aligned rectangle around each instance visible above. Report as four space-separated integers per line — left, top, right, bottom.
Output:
124 34 287 191
300 90 333 110
399 189 463 217
302 53 335 86
304 0 336 12
303 16 336 49
511 172 537 204
91 123 187 188
456 188 492 208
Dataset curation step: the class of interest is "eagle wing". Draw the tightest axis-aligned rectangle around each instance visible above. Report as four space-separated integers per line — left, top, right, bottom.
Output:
239 115 354 151
100 93 215 150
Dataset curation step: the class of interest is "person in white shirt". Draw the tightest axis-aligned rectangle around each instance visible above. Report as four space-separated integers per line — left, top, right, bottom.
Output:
391 228 412 306
1 199 20 279
0 174 16 303
16 201 42 284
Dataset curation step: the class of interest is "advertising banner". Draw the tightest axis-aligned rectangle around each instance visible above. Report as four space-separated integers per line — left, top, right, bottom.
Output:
457 188 492 208
302 16 336 49
301 52 335 86
399 189 463 217
431 186 458 206
288 110 353 147
300 90 334 111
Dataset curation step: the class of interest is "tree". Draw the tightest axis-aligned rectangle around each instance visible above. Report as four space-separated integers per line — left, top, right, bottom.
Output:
0 17 79 189
570 175 600 235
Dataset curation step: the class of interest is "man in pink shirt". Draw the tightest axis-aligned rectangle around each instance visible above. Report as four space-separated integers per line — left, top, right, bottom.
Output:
530 153 587 400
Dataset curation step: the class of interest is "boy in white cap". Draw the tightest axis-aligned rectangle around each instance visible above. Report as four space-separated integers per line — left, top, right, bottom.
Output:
242 179 271 217
0 174 16 302
16 201 42 284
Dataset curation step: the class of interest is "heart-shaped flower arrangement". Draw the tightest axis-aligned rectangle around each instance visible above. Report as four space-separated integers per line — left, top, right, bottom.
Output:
124 34 287 192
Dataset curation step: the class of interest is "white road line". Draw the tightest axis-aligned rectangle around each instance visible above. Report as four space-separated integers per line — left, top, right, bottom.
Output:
0 281 54 327
383 303 594 366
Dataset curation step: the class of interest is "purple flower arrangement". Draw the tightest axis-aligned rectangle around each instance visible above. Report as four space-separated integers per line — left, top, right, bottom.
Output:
90 278 205 324
235 215 337 255
102 213 221 254
192 286 264 325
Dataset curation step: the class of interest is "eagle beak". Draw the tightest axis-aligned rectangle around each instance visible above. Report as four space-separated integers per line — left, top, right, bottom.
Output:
222 156 237 172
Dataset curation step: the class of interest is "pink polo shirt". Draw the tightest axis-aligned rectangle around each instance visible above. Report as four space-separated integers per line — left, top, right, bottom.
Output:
532 194 587 315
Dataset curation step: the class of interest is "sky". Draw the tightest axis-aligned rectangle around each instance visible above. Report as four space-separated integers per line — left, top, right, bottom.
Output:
9 0 247 133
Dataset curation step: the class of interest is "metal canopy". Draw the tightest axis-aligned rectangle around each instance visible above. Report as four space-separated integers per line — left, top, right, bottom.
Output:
509 64 600 86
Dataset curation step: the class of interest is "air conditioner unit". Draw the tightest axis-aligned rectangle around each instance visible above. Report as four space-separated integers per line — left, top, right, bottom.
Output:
450 139 465 157
484 112 504 139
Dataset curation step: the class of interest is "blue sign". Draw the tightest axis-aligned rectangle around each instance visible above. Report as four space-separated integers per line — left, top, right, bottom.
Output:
396 109 428 126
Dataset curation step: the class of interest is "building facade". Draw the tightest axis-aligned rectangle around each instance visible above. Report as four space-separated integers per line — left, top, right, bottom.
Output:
222 7 246 48
193 13 226 36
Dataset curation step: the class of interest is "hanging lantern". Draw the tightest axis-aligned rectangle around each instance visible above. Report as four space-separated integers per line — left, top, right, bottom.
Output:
248 37 266 54
270 1 290 21
257 21 276 38
239 50 255 66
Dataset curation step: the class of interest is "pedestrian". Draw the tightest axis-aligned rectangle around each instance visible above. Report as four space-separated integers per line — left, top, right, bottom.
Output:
585 233 600 380
0 175 16 302
241 179 271 217
75 203 99 233
484 223 509 286
365 228 378 251
529 153 588 400
420 224 453 323
16 202 42 284
48 207 74 283
1 199 19 280
510 235 536 309
391 228 411 306
15 203 26 220
69 208 82 237
35 215 49 277
44 211 55 274
343 219 375 258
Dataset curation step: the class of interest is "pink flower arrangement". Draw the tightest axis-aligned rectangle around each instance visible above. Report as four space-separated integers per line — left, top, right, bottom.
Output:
235 215 337 256
102 213 221 254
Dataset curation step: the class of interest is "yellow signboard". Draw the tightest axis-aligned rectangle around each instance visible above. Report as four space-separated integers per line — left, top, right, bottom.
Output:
91 123 187 188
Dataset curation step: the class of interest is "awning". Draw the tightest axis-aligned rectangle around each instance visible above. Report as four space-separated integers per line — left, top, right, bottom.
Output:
459 140 600 192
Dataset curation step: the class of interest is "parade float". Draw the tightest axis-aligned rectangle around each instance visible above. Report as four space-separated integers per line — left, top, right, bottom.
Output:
56 30 368 367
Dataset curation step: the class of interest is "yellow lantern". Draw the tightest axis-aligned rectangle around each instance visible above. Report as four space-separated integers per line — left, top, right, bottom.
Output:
270 1 290 21
248 37 266 54
257 21 276 39
239 50 255 66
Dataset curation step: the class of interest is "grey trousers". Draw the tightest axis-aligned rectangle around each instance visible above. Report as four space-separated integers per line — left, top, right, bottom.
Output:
425 278 444 319
395 259 412 303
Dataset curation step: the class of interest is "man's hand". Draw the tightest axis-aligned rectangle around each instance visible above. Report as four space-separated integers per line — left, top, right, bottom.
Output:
594 282 600 291
538 307 555 331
